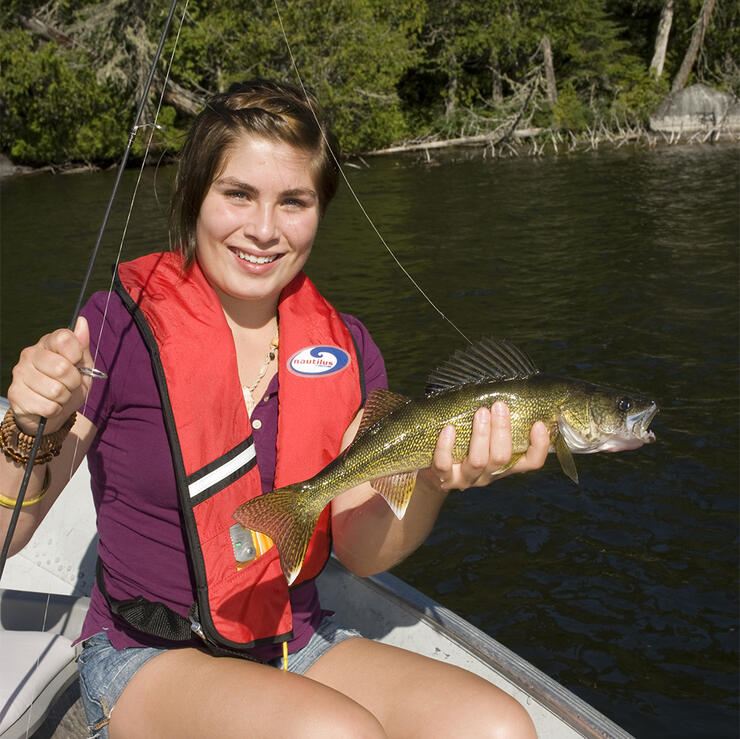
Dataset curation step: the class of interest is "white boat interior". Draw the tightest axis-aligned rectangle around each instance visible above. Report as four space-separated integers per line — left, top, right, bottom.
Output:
0 398 635 738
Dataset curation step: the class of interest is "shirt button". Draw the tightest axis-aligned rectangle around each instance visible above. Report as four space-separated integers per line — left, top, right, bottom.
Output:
252 419 262 430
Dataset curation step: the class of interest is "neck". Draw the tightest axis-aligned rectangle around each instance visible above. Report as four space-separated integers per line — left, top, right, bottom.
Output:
215 289 280 332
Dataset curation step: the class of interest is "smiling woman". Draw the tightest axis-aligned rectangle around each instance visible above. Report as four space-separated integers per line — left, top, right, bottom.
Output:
194 137 320 316
0 79 551 738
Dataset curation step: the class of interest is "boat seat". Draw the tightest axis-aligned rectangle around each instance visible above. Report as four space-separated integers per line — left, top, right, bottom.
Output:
0 395 97 737
0 589 91 739
0 630 77 739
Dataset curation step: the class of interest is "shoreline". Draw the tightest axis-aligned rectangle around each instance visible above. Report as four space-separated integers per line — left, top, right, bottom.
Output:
2 127 738 179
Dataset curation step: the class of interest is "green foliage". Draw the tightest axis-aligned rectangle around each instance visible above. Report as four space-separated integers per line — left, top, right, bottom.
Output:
1 0 736 165
0 28 126 164
552 82 591 131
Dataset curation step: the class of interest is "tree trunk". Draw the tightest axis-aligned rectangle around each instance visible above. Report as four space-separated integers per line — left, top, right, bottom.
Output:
162 79 205 117
17 14 75 46
540 35 558 105
490 52 503 104
445 51 458 120
650 0 674 78
671 0 715 92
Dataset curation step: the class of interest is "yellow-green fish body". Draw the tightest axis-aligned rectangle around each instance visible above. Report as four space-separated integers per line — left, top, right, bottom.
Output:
234 339 658 584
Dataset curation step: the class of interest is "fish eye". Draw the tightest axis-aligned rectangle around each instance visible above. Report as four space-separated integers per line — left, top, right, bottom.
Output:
617 397 632 413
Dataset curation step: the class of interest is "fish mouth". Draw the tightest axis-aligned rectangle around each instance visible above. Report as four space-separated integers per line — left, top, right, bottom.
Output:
626 401 659 444
561 400 659 454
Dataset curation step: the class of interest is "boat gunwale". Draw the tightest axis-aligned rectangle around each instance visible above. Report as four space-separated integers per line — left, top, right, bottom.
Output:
341 560 636 739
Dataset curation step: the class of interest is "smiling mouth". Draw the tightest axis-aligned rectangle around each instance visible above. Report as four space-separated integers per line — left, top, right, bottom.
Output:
231 248 280 265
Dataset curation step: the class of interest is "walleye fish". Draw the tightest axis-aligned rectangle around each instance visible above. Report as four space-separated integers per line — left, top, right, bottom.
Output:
233 338 658 585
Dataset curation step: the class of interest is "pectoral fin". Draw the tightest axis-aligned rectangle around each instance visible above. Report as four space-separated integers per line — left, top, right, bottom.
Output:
553 432 579 484
371 470 418 519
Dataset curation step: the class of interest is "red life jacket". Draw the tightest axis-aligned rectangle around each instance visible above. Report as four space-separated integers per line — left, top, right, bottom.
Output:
113 252 363 652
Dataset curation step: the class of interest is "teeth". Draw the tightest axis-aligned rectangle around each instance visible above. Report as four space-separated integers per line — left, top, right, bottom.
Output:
235 251 278 265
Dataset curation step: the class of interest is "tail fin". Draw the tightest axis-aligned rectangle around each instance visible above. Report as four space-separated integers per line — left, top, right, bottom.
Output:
233 486 319 586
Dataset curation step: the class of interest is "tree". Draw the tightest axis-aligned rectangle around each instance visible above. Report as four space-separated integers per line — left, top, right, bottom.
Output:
671 0 716 91
650 0 675 77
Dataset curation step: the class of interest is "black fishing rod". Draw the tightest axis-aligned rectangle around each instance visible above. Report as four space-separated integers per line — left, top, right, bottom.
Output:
0 0 181 581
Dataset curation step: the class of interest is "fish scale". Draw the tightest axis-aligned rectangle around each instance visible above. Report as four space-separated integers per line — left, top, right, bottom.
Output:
234 339 658 584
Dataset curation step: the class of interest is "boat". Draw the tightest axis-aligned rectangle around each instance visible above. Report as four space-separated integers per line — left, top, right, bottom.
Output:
0 396 635 738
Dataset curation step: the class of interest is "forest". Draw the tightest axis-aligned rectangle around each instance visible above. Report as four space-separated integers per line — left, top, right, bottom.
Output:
1 0 737 165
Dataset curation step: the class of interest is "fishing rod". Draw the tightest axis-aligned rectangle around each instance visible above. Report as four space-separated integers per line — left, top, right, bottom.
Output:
0 0 182 582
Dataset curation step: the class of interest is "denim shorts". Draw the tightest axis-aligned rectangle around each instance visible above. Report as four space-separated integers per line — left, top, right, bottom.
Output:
77 615 361 738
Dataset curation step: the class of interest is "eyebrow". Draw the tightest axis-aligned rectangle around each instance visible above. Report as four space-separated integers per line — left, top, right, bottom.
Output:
215 177 317 199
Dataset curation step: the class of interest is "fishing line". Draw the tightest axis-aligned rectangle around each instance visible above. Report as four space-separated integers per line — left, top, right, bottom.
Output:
272 0 471 346
0 0 185 582
72 0 190 490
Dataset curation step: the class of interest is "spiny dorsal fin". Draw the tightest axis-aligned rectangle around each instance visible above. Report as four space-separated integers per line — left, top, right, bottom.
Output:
356 388 410 438
371 471 418 519
426 338 539 394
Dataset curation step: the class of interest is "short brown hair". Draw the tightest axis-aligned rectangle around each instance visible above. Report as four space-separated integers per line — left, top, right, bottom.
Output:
170 79 340 266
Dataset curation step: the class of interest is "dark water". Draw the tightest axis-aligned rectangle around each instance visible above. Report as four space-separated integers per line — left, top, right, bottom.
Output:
2 144 738 737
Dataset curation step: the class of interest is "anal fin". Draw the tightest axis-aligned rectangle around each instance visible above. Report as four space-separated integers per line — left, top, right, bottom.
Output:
371 470 418 519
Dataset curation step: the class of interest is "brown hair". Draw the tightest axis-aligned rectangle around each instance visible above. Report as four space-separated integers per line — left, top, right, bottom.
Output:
169 79 340 266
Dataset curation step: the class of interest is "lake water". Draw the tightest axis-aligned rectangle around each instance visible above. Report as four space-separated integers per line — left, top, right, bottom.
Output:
1 143 738 737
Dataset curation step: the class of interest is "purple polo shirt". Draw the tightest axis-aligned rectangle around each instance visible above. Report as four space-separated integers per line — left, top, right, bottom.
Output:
77 289 386 659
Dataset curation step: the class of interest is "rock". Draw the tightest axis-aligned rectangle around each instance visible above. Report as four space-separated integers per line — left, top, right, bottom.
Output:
650 83 740 133
0 153 16 177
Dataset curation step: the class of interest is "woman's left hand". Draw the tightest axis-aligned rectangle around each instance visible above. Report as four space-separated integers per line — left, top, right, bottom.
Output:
428 401 550 492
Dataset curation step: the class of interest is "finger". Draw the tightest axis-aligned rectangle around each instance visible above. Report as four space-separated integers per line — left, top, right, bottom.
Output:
512 421 550 472
31 343 84 398
431 424 456 486
73 316 94 368
11 360 75 419
528 421 551 468
459 407 491 481
489 401 513 468
72 316 95 394
44 326 86 367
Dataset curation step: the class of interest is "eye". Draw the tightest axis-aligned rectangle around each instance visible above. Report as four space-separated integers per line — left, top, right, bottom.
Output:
282 197 308 208
617 397 632 413
226 189 249 200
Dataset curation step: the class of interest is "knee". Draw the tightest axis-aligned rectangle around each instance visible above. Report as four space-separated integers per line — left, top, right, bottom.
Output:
299 701 386 739
446 683 536 739
484 692 538 739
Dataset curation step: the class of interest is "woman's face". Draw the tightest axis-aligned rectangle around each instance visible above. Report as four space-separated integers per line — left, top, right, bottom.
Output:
195 134 321 312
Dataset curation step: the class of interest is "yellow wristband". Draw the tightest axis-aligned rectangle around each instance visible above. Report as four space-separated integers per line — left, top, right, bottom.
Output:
0 466 51 509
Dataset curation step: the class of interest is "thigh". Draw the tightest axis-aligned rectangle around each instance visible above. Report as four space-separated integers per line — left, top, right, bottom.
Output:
110 644 386 739
305 638 537 739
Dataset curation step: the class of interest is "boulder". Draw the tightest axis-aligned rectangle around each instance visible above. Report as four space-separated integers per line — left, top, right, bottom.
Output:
650 83 740 133
0 153 16 177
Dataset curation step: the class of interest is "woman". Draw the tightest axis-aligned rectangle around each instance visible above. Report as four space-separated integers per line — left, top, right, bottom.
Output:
1 80 550 738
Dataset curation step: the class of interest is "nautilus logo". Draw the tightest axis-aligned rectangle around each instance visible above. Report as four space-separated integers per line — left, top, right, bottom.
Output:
288 346 351 377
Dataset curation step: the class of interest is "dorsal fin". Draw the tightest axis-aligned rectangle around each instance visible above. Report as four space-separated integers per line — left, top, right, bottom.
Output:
426 338 539 394
356 388 409 438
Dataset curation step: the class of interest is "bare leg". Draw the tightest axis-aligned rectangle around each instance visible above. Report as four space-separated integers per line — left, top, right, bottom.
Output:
109 647 386 738
306 638 537 739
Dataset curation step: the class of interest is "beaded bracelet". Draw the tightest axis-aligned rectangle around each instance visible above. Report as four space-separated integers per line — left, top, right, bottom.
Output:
0 409 76 465
0 465 51 509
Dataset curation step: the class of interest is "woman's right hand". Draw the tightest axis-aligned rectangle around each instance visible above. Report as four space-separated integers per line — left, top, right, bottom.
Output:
7 317 94 434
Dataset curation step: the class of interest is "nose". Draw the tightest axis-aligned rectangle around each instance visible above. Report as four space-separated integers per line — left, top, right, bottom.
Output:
244 203 279 245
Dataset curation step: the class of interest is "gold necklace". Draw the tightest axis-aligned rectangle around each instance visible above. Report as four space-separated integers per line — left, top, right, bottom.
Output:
242 325 279 416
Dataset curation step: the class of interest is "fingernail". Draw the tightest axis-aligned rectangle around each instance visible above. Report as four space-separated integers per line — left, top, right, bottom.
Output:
492 401 507 417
